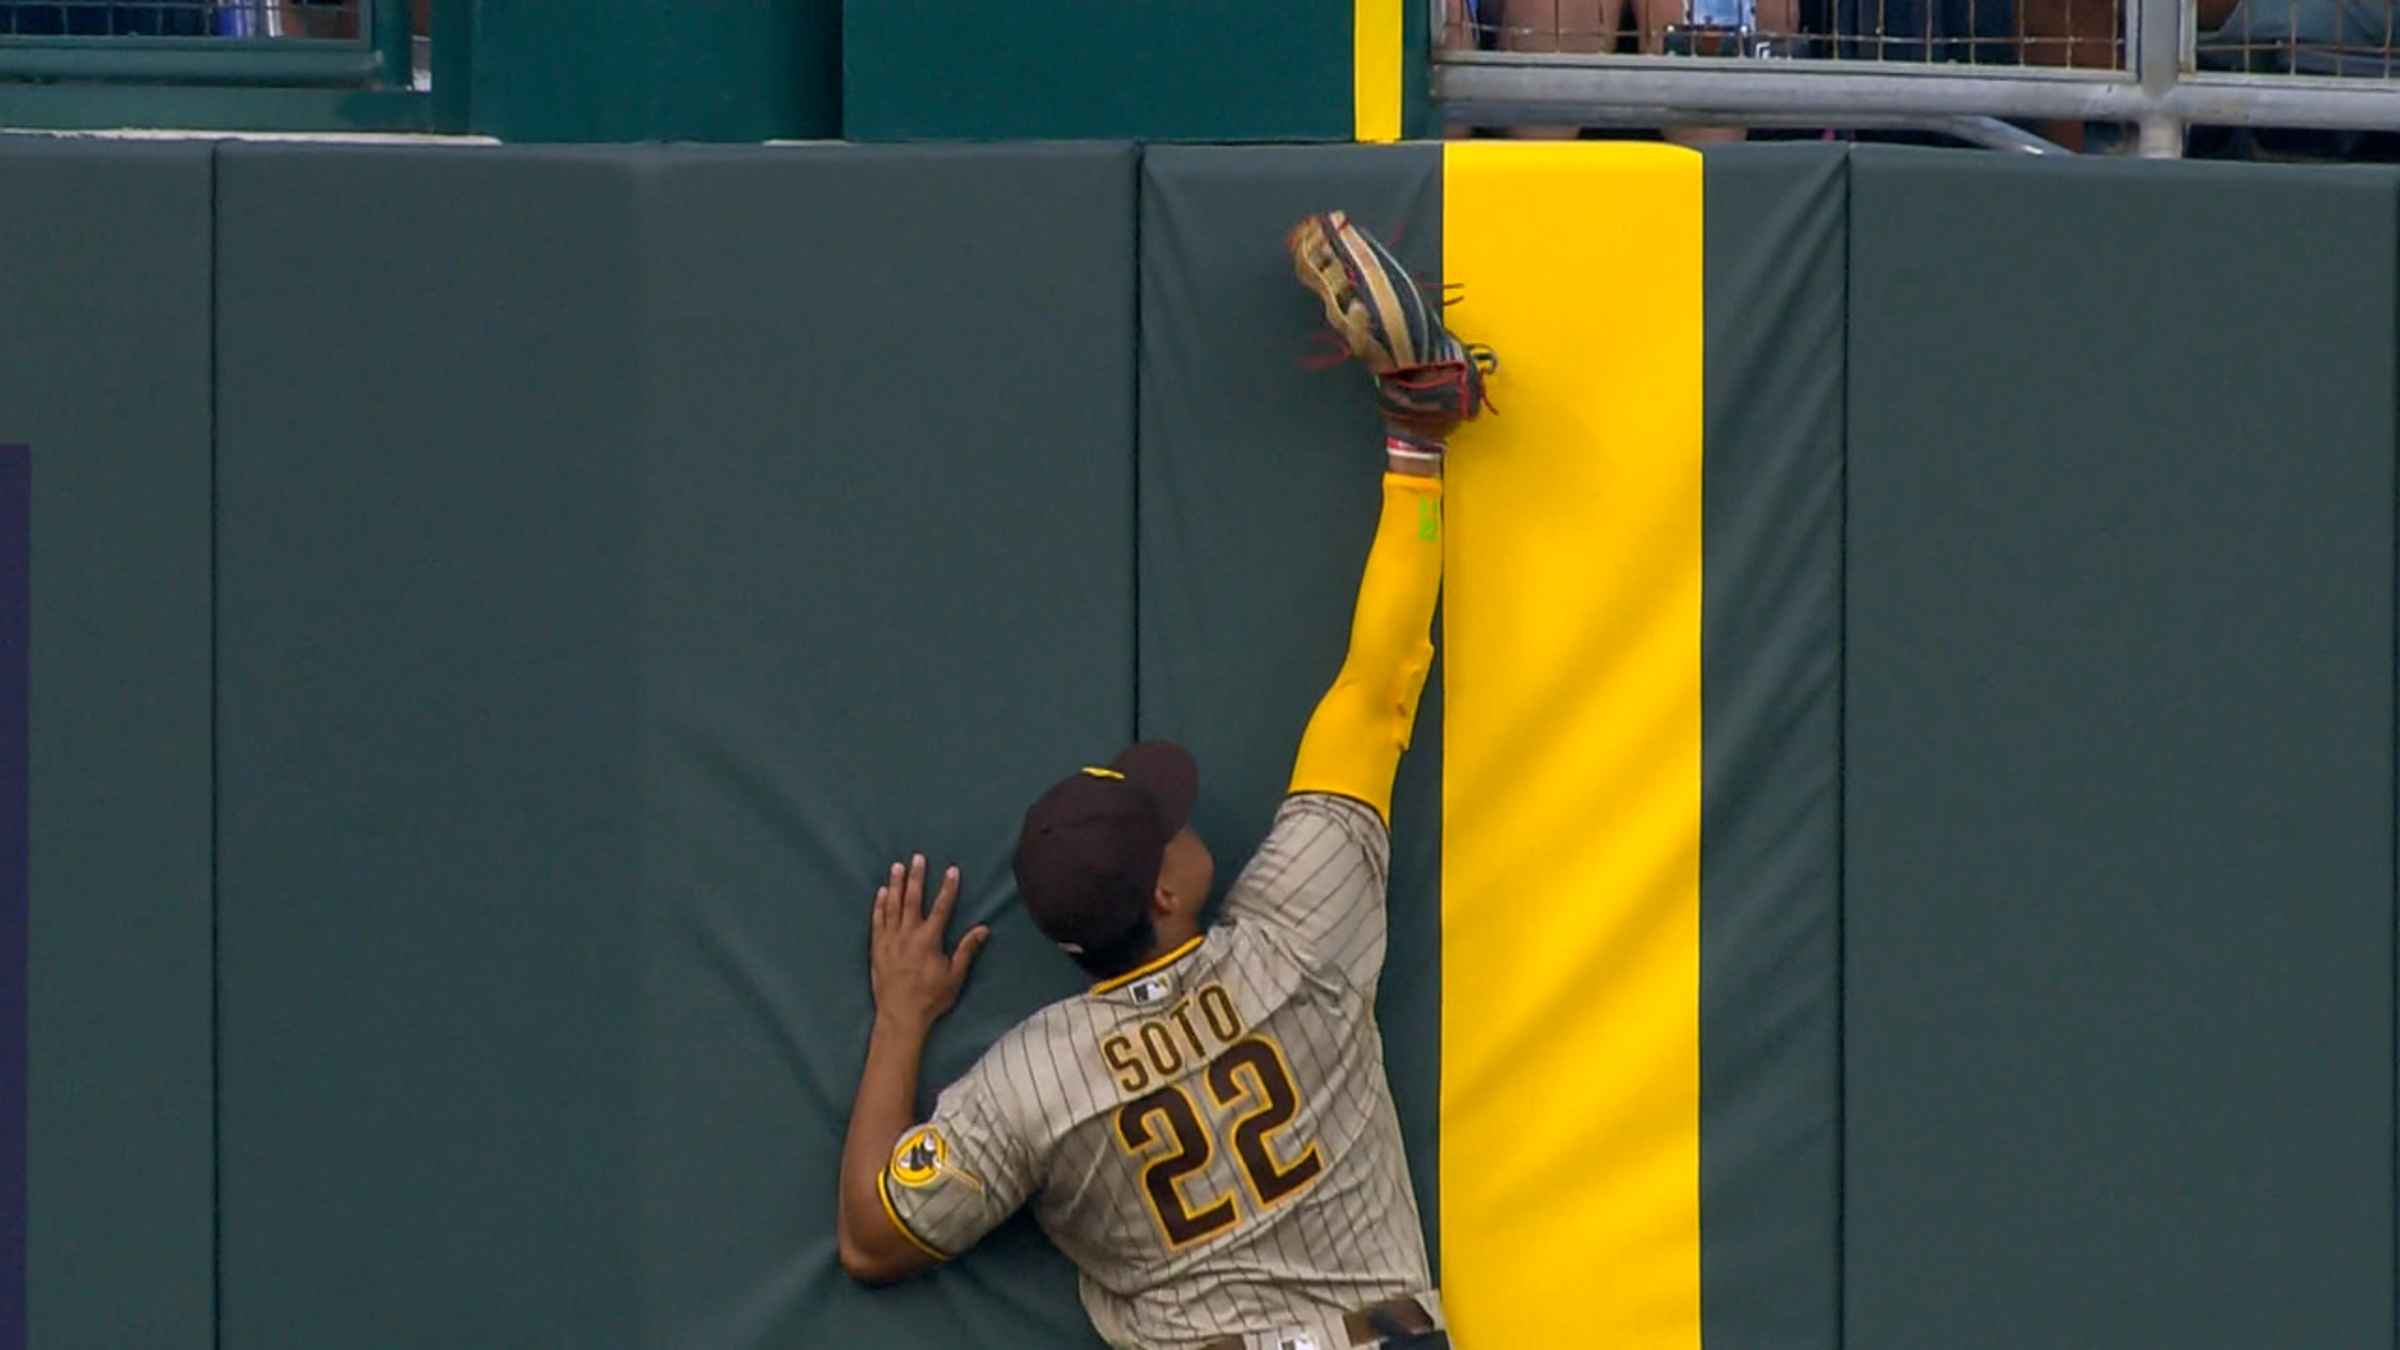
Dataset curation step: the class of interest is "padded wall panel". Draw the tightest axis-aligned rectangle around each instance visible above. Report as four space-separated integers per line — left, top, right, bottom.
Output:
629 143 1134 1350
1844 147 2397 1349
1698 144 1845 1350
218 141 1139 1350
0 136 215 1350
1137 143 1445 1278
2 443 22 1350
216 145 652 1347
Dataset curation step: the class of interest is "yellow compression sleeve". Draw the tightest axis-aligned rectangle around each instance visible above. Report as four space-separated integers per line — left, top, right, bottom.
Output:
1288 473 1444 822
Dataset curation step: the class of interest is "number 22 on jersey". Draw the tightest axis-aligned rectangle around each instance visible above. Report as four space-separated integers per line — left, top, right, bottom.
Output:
1112 1035 1327 1249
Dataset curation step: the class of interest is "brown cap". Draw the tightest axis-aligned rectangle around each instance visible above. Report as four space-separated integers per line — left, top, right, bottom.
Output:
1011 741 1198 963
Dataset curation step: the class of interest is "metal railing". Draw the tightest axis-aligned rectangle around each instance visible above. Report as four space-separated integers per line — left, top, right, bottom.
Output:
0 0 406 87
1437 0 2400 153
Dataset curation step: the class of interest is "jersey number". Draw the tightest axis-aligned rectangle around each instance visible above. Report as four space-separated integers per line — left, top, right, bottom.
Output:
1112 1035 1327 1250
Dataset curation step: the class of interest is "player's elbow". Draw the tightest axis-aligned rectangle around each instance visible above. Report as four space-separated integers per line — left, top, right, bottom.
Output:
837 1228 910 1286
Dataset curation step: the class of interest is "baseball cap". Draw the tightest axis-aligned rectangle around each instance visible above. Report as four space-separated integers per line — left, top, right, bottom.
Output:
1012 741 1198 963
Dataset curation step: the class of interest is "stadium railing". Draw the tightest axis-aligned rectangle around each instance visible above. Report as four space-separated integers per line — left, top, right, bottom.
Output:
1435 0 2400 154
0 0 406 84
0 0 430 131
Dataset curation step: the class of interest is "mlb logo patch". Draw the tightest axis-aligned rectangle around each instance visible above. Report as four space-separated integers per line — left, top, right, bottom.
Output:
1126 974 1173 1005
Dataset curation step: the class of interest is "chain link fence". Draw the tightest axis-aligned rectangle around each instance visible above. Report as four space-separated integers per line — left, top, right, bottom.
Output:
0 0 361 37
1437 0 2400 154
1447 0 2127 69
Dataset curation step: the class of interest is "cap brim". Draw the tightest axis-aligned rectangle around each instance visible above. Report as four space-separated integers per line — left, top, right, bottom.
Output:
1111 740 1197 834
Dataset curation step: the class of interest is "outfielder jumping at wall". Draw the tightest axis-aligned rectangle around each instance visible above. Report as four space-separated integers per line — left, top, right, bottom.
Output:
835 213 1497 1350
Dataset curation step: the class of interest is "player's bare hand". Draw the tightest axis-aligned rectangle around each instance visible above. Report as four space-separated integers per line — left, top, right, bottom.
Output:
868 854 991 1034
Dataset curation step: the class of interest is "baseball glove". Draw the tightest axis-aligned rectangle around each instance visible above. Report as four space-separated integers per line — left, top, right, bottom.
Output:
1288 209 1498 445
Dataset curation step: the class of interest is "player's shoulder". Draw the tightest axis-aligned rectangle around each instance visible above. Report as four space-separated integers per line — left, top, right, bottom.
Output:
1234 790 1392 896
1274 789 1389 842
940 997 1097 1142
1195 914 1307 996
985 988 1096 1061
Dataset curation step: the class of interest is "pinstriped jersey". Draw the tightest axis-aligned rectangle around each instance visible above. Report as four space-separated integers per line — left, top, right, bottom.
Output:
881 793 1430 1350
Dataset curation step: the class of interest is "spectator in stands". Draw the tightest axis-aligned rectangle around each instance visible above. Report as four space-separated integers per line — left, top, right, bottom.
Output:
1468 0 1802 141
1446 0 1500 47
1509 0 1799 62
1831 0 2117 150
274 0 354 38
2197 0 2396 75
0 0 380 37
1835 0 2017 63
2018 0 2121 149
1 1 206 34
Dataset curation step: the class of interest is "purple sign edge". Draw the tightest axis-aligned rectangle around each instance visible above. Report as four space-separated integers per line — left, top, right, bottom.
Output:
0 444 25 1350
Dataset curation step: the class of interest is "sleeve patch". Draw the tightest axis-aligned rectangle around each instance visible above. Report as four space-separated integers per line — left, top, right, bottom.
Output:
890 1126 947 1188
877 1169 950 1262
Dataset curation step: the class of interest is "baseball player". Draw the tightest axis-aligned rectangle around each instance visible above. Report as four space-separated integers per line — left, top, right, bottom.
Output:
836 212 1496 1350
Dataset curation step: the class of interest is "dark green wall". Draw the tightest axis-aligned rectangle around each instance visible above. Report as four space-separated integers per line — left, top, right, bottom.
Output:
210 142 1134 1348
0 137 215 1350
1844 147 2396 1349
1699 144 1847 1350
214 144 653 1346
622 143 1134 1350
468 0 840 141
6 138 2397 1350
843 0 1354 141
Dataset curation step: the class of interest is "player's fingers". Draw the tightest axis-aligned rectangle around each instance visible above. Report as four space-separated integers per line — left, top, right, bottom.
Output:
871 884 890 936
951 925 992 978
879 861 904 932
928 866 960 930
904 853 927 920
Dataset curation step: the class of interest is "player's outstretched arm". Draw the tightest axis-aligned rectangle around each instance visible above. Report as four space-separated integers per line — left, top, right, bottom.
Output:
836 855 990 1285
1285 452 1444 824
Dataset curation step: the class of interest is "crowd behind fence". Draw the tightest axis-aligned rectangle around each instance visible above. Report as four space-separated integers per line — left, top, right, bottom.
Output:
1440 0 2400 154
1449 0 2400 77
0 0 421 97
0 0 361 37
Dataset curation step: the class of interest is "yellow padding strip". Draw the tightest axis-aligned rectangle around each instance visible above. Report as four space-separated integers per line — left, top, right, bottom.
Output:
1354 0 1402 142
1439 141 1704 1350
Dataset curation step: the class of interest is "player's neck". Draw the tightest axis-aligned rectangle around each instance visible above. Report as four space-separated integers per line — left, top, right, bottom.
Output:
1145 913 1203 961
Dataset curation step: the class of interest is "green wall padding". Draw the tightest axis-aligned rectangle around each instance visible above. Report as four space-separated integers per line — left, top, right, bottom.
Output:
216 145 653 1347
1843 147 2398 1349
13 136 2400 1350
844 1 1350 141
626 144 1134 1350
1697 144 1845 1350
215 141 1136 1349
1136 143 1446 1274
0 136 216 1350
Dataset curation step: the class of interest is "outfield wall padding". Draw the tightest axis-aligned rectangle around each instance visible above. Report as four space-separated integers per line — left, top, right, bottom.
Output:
1136 143 1449 1285
5 139 2396 1350
213 142 1135 1350
215 144 656 1348
1699 144 1846 1350
624 144 1134 1350
1844 147 2397 1350
0 136 216 1350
